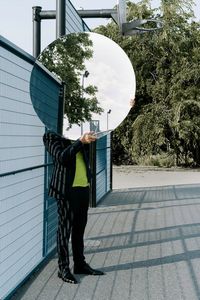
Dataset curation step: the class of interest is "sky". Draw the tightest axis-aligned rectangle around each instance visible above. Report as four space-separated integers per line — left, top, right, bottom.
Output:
0 0 200 55
62 32 136 139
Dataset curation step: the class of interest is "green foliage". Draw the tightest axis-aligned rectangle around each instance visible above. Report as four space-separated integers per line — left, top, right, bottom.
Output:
137 153 176 167
95 0 200 167
38 33 103 127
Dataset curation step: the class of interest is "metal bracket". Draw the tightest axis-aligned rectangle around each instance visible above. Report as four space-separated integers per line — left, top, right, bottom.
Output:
111 12 118 24
122 19 163 35
77 9 118 24
77 10 162 35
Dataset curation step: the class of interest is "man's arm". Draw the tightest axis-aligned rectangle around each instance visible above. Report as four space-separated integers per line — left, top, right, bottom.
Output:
43 131 96 166
43 131 83 165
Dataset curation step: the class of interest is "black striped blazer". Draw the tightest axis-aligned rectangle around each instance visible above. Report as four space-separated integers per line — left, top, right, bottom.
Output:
43 131 91 200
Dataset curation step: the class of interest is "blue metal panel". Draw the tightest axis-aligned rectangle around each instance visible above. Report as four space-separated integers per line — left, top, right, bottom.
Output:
66 0 90 33
0 48 45 297
0 42 44 175
0 35 34 64
30 63 60 133
96 170 106 201
46 198 57 253
96 137 107 173
43 159 58 256
96 134 111 203
0 37 61 300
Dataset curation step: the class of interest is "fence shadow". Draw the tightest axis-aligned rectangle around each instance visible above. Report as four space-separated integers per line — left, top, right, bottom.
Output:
85 183 200 299
11 183 200 300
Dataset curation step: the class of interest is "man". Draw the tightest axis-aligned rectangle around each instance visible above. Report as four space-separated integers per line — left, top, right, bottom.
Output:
43 131 104 284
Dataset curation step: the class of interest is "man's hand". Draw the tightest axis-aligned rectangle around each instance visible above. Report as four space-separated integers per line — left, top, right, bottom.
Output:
80 132 97 144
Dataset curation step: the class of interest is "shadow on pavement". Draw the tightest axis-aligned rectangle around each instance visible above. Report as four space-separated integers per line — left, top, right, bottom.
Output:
11 183 200 300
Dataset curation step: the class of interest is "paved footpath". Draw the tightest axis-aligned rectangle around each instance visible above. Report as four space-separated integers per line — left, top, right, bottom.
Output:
11 168 200 300
113 165 200 189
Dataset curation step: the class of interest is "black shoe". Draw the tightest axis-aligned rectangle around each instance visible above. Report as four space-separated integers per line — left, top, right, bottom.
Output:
74 263 104 275
58 269 78 284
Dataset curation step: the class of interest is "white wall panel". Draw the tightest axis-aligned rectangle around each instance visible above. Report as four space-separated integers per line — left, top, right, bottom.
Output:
0 38 45 300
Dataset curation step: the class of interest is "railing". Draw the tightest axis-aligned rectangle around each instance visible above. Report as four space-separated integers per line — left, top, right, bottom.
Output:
0 163 53 178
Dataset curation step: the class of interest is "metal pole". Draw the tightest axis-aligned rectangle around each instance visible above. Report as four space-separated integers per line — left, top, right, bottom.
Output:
57 82 65 135
81 74 85 135
32 6 42 58
89 141 97 207
81 71 89 135
107 112 108 130
107 109 111 130
39 10 56 19
56 0 66 38
77 9 117 23
110 131 113 191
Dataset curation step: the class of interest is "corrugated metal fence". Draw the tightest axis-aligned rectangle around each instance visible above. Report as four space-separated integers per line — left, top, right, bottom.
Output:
0 1 112 298
96 134 112 203
0 36 62 300
66 0 90 33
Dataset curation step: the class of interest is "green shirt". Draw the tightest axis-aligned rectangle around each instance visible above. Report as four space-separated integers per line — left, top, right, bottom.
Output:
72 151 89 187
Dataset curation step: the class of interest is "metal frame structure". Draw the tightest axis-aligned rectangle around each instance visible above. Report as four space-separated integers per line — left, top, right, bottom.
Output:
32 0 162 58
31 0 162 205
32 0 66 57
78 9 118 23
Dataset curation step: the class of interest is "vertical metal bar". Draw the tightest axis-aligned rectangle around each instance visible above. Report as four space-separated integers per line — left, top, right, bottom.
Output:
107 112 108 130
56 0 66 38
110 131 113 190
43 141 48 257
105 135 108 193
32 6 42 58
89 141 97 207
57 82 65 135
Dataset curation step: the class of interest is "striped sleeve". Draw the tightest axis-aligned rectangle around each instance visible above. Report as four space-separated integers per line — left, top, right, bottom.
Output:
43 131 83 166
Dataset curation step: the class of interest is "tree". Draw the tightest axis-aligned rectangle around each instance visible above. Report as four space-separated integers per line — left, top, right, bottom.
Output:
38 33 103 127
95 0 200 166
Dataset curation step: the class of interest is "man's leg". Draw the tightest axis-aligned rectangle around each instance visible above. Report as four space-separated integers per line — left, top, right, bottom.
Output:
70 187 104 276
57 199 78 283
57 199 71 271
70 187 89 267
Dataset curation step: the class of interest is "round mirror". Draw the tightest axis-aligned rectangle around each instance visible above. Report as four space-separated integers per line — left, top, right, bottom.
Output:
30 32 136 139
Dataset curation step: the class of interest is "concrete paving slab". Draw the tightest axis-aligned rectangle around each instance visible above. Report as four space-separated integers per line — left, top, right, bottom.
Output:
11 181 200 300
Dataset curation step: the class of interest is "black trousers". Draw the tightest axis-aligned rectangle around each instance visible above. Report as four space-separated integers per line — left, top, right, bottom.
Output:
56 186 89 271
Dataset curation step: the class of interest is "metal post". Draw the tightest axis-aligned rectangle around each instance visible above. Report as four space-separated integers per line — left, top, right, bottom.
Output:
110 131 113 191
81 71 89 135
56 0 66 38
39 10 56 19
57 82 65 135
107 109 111 130
89 141 97 207
81 74 84 135
32 6 42 58
77 9 118 23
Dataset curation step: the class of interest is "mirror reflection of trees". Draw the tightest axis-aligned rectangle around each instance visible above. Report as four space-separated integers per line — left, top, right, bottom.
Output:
38 33 103 128
96 0 200 167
